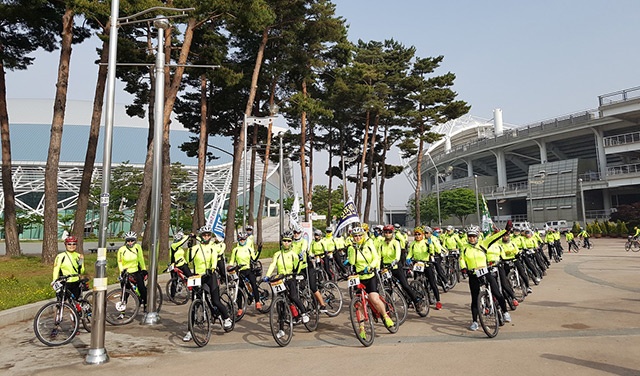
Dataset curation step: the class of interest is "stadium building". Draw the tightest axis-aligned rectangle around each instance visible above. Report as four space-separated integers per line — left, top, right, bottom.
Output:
404 85 640 228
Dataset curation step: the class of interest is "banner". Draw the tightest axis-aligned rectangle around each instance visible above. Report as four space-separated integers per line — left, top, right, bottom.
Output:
335 197 361 236
480 194 494 235
289 193 300 230
205 193 225 238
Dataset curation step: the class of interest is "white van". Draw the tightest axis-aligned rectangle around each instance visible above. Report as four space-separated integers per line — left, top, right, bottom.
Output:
512 221 532 230
545 220 570 233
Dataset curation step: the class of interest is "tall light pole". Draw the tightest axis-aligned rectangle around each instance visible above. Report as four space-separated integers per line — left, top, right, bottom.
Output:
86 0 120 365
426 152 441 227
474 174 481 226
142 14 170 326
279 132 284 235
579 178 587 226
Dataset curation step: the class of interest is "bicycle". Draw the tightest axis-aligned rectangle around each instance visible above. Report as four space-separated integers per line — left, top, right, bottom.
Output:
625 236 640 252
267 274 308 347
379 267 409 325
33 275 92 346
186 273 235 347
444 250 461 289
105 270 163 325
475 267 505 338
164 263 190 305
548 242 561 263
409 261 436 305
224 264 272 321
567 240 580 253
347 273 399 347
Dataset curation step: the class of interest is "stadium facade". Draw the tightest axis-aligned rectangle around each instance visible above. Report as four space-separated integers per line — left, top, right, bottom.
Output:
404 85 640 228
0 99 293 239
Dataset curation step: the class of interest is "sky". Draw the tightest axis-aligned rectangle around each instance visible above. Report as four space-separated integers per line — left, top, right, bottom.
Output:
5 0 640 221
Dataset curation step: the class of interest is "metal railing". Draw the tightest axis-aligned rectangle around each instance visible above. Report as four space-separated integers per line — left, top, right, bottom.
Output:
598 86 640 106
607 162 640 176
603 131 640 147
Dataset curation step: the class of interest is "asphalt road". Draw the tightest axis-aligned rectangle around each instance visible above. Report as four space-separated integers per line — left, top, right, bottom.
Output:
1 237 639 376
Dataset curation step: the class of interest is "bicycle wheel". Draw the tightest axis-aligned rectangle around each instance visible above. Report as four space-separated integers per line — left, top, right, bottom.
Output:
477 289 499 338
389 286 408 325
410 280 430 317
302 291 319 332
321 281 343 317
220 291 236 332
34 301 79 346
105 288 140 325
446 264 458 289
257 281 273 313
166 278 190 305
381 292 399 333
151 283 163 312
269 295 293 347
632 241 640 252
79 292 93 332
188 298 211 347
508 270 526 302
349 295 375 347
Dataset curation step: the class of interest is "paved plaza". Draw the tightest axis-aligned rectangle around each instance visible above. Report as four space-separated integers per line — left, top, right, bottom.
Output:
1 237 639 376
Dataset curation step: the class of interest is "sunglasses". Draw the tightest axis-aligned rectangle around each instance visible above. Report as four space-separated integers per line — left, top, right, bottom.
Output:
383 231 393 234
126 240 135 242
282 239 292 243
66 243 77 246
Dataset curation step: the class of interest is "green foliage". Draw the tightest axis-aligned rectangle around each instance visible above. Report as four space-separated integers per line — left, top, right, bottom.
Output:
408 188 477 226
311 184 344 220
590 220 602 235
572 222 582 234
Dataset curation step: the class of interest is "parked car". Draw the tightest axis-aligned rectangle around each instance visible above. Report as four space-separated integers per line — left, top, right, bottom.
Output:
512 221 532 231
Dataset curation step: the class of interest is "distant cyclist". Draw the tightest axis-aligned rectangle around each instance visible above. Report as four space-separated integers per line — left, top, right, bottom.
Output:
52 236 85 299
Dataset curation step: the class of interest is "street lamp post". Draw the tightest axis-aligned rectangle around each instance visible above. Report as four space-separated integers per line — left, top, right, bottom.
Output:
142 14 170 326
474 174 481 226
279 132 284 235
426 153 441 227
578 178 587 226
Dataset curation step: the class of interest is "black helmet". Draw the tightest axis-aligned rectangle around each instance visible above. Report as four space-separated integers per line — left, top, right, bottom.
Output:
282 231 293 241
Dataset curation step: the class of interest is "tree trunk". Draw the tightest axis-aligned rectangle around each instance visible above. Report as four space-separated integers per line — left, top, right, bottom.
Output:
363 113 379 222
355 110 370 216
195 74 207 231
326 129 333 228
226 27 269 251
72 26 110 253
248 103 259 227
308 120 314 217
378 125 389 225
43 8 74 264
299 80 310 222
0 62 20 256
414 123 425 226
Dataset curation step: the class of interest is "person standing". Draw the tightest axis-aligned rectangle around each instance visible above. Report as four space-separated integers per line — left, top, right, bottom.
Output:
117 231 148 310
52 236 85 299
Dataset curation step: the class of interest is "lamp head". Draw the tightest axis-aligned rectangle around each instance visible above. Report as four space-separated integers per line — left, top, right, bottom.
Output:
154 15 170 30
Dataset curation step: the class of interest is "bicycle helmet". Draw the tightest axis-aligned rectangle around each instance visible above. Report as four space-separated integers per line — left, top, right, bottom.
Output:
64 236 78 244
237 232 248 241
446 225 454 231
325 227 333 233
413 226 424 235
466 226 480 237
351 227 365 236
362 223 369 232
292 226 302 234
198 226 212 235
313 229 322 237
124 231 137 240
173 231 184 242
383 224 394 232
423 226 433 234
246 225 254 231
281 231 293 241
394 223 400 229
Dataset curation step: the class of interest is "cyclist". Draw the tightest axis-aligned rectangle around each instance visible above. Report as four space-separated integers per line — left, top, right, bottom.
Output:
565 231 578 252
520 229 543 283
168 232 193 299
378 224 421 308
213 234 227 280
460 225 511 331
264 231 309 331
633 226 640 240
183 227 233 341
52 236 85 300
117 231 148 311
292 227 328 312
501 231 532 294
423 226 449 293
310 229 332 280
348 226 395 338
245 225 255 249
544 228 557 261
229 232 262 311
321 227 348 279
578 228 591 248
407 226 443 310
487 232 519 308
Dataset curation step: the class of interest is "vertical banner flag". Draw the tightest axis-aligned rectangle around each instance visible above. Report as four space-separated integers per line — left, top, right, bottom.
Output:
480 194 494 235
289 193 300 230
335 196 361 236
205 193 225 238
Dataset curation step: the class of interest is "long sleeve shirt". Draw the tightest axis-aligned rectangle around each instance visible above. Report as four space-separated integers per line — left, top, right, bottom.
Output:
378 238 402 270
348 238 379 279
170 235 190 267
459 230 506 271
266 248 300 276
229 243 257 271
52 251 85 283
117 244 146 273
190 242 220 275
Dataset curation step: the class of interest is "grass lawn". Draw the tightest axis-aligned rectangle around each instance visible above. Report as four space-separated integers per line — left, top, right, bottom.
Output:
0 241 280 311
